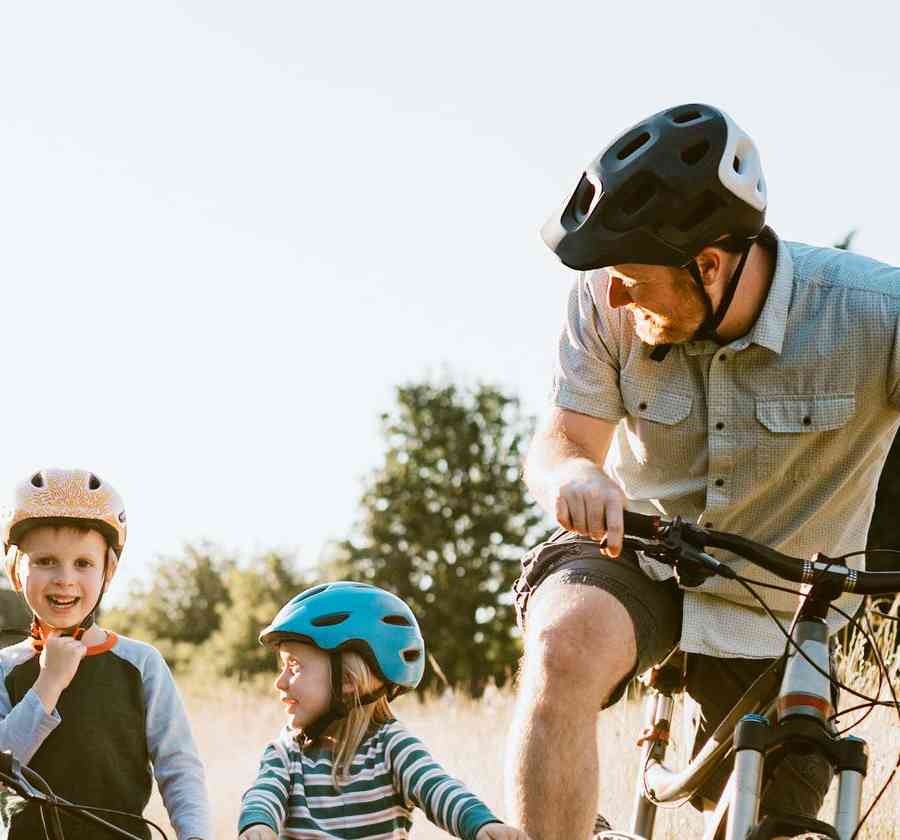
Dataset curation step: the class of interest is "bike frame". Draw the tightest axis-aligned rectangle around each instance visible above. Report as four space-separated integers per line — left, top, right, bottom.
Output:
605 583 870 840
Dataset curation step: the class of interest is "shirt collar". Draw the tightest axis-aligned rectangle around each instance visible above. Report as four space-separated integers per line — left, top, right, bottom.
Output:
683 236 794 357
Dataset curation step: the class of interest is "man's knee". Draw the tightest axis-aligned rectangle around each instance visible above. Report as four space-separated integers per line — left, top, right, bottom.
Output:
520 581 637 705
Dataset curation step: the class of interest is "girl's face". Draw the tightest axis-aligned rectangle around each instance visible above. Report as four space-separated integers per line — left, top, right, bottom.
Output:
275 641 333 731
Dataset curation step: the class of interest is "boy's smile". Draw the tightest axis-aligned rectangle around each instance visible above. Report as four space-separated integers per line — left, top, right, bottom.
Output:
16 526 111 636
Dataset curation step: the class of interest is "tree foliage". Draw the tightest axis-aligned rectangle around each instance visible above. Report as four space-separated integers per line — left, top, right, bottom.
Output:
203 552 309 679
334 381 546 694
105 545 306 676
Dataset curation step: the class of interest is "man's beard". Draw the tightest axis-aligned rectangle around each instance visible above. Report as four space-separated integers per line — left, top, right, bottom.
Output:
629 277 708 345
630 307 698 344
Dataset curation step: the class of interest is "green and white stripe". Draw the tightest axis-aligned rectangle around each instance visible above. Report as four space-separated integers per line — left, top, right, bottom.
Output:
239 720 497 840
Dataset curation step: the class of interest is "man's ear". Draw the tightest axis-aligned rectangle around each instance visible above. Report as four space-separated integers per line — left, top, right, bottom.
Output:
103 547 119 591
693 247 724 288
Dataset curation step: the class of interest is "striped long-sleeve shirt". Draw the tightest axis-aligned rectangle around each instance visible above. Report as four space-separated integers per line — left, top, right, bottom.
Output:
239 719 499 839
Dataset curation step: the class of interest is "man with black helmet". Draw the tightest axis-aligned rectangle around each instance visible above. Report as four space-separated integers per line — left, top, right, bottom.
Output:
504 104 900 839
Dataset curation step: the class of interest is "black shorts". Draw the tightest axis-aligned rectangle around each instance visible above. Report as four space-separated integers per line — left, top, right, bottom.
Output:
513 528 832 813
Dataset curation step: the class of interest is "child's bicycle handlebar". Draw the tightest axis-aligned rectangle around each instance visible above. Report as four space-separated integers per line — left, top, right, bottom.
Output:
0 750 168 840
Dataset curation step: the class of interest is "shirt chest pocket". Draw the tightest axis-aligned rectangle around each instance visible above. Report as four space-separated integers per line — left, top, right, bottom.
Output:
620 380 698 464
754 393 855 472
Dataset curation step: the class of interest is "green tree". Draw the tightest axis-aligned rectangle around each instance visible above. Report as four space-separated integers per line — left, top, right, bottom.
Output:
105 543 234 670
335 381 546 694
203 552 308 679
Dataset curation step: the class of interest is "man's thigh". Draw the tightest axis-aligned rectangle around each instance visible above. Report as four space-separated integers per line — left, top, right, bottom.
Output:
514 528 683 706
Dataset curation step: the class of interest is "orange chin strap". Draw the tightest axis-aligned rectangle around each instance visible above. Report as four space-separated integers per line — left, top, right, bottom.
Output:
29 616 88 652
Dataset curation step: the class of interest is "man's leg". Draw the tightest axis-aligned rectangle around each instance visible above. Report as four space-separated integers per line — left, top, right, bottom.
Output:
505 534 682 840
505 580 637 840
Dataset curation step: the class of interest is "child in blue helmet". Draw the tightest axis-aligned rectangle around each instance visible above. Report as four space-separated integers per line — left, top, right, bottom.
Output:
238 582 532 840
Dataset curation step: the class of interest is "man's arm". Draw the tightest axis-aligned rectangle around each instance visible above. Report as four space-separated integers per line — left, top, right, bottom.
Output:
524 407 627 555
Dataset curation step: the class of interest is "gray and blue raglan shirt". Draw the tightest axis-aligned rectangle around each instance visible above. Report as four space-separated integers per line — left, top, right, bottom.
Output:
0 633 211 840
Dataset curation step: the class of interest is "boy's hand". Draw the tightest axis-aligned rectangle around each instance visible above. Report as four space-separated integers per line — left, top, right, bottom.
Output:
41 635 87 689
33 635 87 712
238 826 277 840
476 824 533 840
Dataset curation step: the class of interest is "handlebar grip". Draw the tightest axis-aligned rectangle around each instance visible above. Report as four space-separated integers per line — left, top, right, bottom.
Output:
622 510 663 538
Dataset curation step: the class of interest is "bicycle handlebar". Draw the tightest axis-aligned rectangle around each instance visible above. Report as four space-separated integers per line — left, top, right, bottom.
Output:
621 511 900 596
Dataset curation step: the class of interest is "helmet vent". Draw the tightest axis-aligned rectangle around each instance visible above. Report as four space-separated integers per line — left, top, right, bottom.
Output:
30 472 44 488
402 649 422 662
296 584 329 603
383 614 412 627
616 131 650 161
573 178 595 221
672 110 701 125
311 611 350 627
88 473 102 491
733 156 743 174
621 181 656 216
681 140 710 166
677 192 723 232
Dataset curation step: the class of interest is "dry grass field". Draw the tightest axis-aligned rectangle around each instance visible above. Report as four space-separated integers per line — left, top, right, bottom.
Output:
145 637 900 840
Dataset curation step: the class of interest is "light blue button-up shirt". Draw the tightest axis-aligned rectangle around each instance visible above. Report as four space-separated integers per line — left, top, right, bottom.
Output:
554 238 900 657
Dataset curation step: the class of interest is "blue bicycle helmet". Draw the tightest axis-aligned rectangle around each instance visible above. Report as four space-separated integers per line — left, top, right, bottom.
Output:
260 581 425 694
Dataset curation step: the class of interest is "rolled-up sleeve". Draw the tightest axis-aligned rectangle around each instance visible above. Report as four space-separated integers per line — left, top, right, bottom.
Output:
553 272 626 421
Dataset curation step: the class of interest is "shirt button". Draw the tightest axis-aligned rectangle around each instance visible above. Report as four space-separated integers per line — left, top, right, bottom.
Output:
639 402 647 411
705 522 714 529
715 478 724 487
718 355 727 362
802 416 811 426
715 421 725 430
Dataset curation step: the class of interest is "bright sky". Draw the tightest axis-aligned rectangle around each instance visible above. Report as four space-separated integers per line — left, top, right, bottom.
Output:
2 1 898 603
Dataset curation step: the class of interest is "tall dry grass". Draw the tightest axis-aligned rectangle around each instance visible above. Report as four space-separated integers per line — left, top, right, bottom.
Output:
146 606 900 839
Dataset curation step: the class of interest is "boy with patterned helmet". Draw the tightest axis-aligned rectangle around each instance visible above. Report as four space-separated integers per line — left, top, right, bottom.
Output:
239 581 532 840
0 468 211 840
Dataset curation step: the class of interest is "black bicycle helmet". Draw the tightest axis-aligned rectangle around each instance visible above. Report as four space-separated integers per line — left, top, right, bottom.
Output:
541 103 767 271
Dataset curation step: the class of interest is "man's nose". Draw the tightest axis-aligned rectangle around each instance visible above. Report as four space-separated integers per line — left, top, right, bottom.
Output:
274 668 289 691
606 273 632 309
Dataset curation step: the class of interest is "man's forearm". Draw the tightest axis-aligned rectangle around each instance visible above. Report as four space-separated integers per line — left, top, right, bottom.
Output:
524 430 598 517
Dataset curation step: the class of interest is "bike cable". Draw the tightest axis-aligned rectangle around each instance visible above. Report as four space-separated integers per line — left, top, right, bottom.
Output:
729 570 900 840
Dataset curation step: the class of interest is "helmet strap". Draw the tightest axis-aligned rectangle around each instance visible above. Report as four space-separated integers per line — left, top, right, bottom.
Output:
298 650 392 746
691 240 753 341
28 557 110 652
649 239 753 363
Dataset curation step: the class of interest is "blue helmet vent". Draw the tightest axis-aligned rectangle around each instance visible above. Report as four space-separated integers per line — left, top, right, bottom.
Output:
295 584 329 603
382 615 411 626
311 612 350 627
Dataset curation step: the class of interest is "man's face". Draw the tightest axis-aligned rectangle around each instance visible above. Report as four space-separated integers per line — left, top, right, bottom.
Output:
606 263 708 345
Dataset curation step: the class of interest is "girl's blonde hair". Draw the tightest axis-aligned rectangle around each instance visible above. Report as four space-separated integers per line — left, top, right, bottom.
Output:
319 651 394 787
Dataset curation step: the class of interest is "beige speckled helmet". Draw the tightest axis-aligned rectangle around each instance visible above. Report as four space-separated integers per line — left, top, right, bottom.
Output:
2 468 127 557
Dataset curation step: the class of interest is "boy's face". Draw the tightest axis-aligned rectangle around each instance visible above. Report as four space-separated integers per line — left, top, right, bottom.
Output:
15 526 112 631
274 641 333 732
